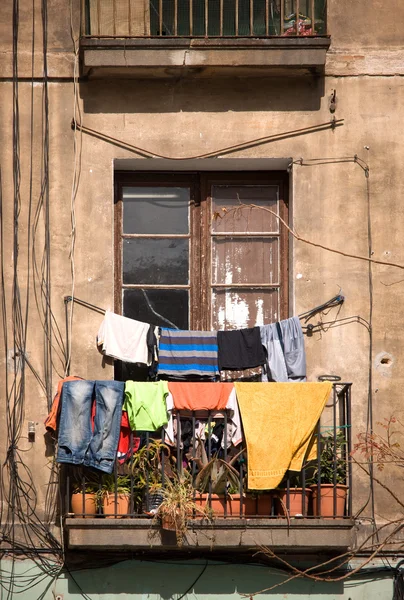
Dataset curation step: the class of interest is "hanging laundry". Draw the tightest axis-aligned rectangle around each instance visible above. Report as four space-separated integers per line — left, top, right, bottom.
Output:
147 325 159 379
97 310 155 365
117 411 141 463
45 375 83 434
197 411 242 448
158 329 219 378
235 382 332 490
57 380 125 474
123 380 171 432
220 366 263 382
164 416 203 451
260 316 306 382
217 326 266 371
168 381 233 411
47 377 142 467
205 421 224 454
167 382 242 448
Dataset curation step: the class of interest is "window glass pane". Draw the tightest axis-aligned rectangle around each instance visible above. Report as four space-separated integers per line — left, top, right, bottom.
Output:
123 187 190 234
212 288 279 330
123 288 189 329
123 238 189 285
212 185 279 233
212 237 279 285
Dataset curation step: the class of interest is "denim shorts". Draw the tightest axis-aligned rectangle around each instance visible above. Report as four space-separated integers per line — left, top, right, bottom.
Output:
57 380 125 474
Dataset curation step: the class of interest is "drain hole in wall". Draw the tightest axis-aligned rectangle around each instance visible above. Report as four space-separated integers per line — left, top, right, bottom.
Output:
375 352 394 370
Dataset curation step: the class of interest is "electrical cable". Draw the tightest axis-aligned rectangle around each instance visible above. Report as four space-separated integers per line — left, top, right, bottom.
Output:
360 150 394 577
293 155 369 173
364 152 376 535
30 0 67 382
293 153 378 530
41 0 53 408
176 559 208 600
302 315 371 339
65 0 83 378
228 199 404 271
351 154 376 528
0 2 64 598
298 293 344 322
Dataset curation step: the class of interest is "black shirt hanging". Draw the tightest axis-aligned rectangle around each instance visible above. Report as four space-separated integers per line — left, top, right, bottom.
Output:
217 327 266 370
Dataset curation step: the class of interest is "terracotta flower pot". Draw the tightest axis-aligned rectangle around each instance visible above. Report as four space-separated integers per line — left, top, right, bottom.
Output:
160 513 177 531
195 493 254 517
276 488 312 517
244 494 258 516
311 484 348 518
71 493 97 518
256 493 273 516
103 493 130 518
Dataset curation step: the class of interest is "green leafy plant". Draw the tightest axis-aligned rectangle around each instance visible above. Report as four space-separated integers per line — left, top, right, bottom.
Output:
96 473 133 518
70 469 102 515
276 471 305 490
128 439 174 492
192 443 244 494
309 431 348 485
101 473 130 493
70 468 100 495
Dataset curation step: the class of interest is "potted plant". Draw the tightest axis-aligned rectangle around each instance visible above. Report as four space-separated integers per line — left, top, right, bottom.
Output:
193 446 254 516
128 439 173 515
157 471 211 546
273 474 312 517
70 470 100 518
255 491 273 516
99 474 131 518
309 431 348 518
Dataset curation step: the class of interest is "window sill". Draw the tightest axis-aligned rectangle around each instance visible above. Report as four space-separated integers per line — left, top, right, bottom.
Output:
80 36 331 78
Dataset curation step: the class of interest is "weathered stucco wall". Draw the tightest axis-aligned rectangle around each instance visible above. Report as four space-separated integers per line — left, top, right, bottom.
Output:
1 0 404 550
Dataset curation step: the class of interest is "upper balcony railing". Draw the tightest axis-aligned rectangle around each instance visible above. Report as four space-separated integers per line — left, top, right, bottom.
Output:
81 0 327 38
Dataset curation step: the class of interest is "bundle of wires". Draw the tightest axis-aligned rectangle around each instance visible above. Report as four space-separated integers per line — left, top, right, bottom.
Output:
299 293 345 323
0 1 65 598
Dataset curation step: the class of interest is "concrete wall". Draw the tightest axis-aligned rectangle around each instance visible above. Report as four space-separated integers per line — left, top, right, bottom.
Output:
1 0 404 584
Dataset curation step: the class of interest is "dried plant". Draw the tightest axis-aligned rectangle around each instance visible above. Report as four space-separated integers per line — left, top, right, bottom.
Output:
157 471 211 547
354 416 404 471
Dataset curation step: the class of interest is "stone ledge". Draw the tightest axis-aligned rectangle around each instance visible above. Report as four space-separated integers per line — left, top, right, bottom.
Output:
66 517 354 551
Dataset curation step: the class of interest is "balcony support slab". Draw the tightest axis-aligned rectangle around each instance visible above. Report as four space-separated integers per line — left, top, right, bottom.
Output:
66 517 354 551
80 37 331 78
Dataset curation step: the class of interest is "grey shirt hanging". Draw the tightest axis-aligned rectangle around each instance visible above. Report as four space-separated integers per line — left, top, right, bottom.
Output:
260 316 306 382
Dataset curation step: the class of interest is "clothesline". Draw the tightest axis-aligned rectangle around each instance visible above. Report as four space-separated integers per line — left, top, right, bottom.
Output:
63 293 344 325
64 293 344 380
64 295 106 314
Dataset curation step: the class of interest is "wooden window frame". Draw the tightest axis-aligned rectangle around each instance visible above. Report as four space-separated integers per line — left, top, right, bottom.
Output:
114 170 289 329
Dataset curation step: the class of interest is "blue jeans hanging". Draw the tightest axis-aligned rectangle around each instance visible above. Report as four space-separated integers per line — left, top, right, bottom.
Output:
57 380 124 473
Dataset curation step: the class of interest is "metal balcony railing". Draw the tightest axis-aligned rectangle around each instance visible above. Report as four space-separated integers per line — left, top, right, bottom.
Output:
64 382 351 521
81 0 327 38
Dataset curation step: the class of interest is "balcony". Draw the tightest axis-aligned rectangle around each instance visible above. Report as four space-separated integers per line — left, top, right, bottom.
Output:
65 382 354 554
79 0 330 77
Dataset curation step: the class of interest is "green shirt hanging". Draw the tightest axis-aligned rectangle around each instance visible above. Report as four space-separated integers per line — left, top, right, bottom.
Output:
123 381 169 432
